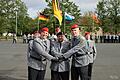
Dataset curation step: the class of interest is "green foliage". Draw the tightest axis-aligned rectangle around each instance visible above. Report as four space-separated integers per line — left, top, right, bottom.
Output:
96 0 120 33
79 11 99 32
0 0 34 35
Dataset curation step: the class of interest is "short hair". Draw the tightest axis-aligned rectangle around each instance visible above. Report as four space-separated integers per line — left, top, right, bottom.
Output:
56 32 64 36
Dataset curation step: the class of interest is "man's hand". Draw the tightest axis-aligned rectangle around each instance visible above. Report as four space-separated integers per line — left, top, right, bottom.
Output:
51 57 59 62
58 55 66 62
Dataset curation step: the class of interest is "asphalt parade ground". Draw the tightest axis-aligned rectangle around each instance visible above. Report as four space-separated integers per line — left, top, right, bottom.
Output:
0 40 120 80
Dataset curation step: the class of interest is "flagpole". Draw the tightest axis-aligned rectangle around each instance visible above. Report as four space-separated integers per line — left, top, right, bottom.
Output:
92 12 95 32
38 19 39 31
62 0 66 33
54 17 56 34
92 19 94 32
16 11 17 36
63 11 65 33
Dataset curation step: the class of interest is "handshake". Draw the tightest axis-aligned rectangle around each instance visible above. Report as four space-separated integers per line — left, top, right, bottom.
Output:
51 55 66 62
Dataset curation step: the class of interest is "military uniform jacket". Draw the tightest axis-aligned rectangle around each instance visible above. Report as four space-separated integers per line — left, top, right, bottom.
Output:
27 38 54 70
50 40 71 72
63 35 90 67
86 40 97 63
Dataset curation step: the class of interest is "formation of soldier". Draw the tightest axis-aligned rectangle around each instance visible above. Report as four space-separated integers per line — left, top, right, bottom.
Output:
22 33 34 44
27 24 97 80
92 33 120 43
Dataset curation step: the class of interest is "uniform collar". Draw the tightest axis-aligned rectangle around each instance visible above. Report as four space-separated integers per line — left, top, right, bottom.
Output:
57 40 65 43
73 35 81 40
40 38 47 41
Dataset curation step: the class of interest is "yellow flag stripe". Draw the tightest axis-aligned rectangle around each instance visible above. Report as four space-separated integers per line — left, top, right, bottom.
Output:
52 0 62 25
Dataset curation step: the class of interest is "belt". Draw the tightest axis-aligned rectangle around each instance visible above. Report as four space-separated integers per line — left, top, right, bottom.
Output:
86 52 93 54
30 55 46 61
75 53 87 57
90 52 93 54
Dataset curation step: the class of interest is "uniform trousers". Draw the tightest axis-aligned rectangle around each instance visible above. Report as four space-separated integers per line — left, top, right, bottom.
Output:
119 36 120 43
28 66 46 80
51 70 69 80
88 63 93 80
13 39 17 43
71 66 88 80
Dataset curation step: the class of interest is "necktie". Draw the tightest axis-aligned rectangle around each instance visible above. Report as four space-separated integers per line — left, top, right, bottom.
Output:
87 41 89 47
59 42 62 48
73 37 76 41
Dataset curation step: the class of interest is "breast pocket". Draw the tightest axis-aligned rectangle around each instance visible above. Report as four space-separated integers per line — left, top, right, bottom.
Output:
62 46 70 53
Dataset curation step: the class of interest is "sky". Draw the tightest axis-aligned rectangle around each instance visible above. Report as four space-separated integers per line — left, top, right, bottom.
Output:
22 0 100 18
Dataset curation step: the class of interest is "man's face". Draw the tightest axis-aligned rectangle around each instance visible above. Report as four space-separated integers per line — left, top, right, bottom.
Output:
71 28 80 37
40 31 49 39
85 34 90 40
57 35 64 42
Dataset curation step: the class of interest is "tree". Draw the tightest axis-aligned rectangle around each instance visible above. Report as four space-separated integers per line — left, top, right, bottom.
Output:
0 0 29 35
96 0 120 33
96 0 106 27
80 11 99 32
106 0 120 33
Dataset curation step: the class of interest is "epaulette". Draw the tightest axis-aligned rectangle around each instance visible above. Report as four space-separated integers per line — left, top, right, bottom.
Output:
66 41 71 44
34 37 39 41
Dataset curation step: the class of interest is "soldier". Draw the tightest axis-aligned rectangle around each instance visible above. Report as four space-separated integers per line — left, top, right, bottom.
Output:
27 27 58 80
12 33 17 44
55 27 61 34
27 33 31 43
23 34 27 43
49 27 61 42
118 32 120 43
50 32 71 80
100 35 103 43
59 24 90 80
84 32 97 80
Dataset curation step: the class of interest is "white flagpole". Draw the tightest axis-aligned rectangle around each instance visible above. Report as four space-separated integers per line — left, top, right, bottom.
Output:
16 11 17 36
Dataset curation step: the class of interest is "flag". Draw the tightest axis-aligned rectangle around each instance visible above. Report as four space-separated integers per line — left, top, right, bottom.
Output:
92 13 100 24
65 12 75 21
52 0 62 25
38 13 49 21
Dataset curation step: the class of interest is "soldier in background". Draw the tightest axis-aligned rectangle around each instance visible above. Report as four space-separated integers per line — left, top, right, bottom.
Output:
27 33 31 43
118 32 120 43
84 32 97 80
115 34 119 43
23 34 27 43
111 33 114 43
49 27 61 42
12 33 17 44
100 35 103 43
113 33 116 43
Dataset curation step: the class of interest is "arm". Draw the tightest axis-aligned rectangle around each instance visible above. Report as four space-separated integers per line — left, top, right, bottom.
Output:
27 40 33 61
93 42 97 60
49 41 62 57
63 38 87 59
33 40 55 60
50 45 62 57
